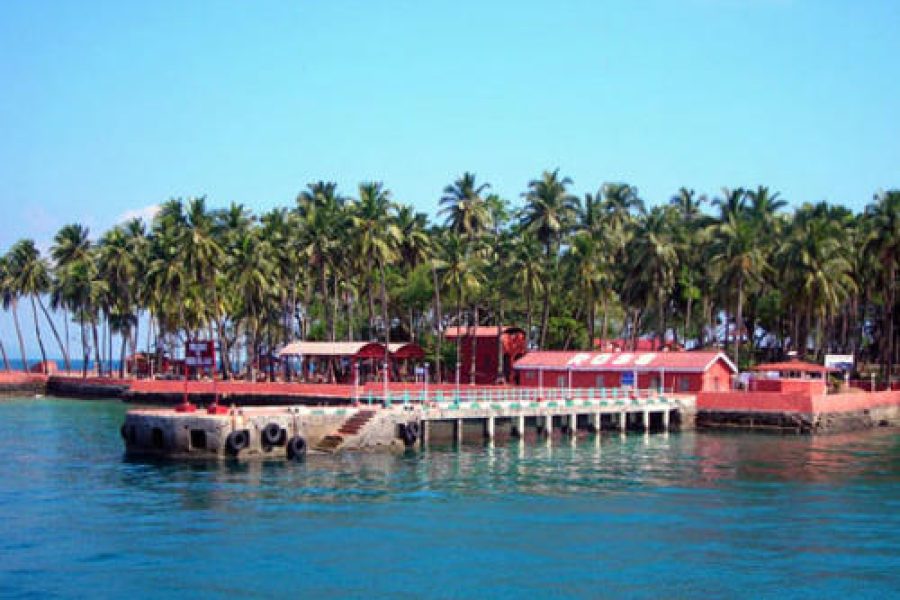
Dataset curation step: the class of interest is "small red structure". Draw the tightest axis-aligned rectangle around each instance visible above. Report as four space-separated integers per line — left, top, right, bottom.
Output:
29 360 58 375
749 359 838 395
513 350 736 392
444 326 528 384
593 338 679 352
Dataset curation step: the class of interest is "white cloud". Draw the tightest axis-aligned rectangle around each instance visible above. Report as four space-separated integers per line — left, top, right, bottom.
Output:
117 204 161 224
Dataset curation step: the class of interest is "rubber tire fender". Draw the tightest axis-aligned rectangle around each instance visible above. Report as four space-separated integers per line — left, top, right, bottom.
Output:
226 429 250 454
406 421 420 439
262 422 285 447
286 435 307 460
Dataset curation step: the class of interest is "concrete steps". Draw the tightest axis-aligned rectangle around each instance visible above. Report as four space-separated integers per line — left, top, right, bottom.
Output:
314 410 378 453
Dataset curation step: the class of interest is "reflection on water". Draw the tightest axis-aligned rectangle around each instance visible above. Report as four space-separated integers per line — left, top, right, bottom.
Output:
1 397 899 598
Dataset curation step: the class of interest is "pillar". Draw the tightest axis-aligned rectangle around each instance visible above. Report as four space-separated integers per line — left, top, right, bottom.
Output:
486 416 495 440
544 414 553 436
456 419 463 445
422 420 430 447
643 410 650 432
516 415 525 437
569 414 578 435
662 409 670 431
619 411 627 432
592 412 601 433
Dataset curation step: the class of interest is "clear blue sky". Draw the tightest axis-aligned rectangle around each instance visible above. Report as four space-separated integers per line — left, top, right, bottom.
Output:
0 0 898 357
2 0 899 245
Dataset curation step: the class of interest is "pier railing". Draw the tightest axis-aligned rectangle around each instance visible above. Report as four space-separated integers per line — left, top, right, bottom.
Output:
357 386 683 409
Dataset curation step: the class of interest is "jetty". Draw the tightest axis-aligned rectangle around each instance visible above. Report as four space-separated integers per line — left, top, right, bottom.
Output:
121 387 689 459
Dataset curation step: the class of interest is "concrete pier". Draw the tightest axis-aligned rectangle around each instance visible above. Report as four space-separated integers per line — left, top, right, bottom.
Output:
121 393 689 458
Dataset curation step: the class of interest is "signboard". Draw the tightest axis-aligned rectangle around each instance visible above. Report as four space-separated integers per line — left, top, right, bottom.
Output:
620 371 635 387
824 354 854 372
185 340 216 368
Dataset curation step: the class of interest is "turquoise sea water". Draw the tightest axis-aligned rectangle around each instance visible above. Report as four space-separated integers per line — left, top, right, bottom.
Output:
1 397 898 599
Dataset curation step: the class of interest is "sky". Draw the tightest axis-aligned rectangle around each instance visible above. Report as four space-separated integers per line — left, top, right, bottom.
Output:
0 0 898 358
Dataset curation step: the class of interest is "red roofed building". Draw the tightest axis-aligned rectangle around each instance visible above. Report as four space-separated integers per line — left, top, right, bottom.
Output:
513 350 736 392
444 326 528 384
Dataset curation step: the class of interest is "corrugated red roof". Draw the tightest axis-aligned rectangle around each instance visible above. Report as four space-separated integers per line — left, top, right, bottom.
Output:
444 326 525 338
513 351 736 373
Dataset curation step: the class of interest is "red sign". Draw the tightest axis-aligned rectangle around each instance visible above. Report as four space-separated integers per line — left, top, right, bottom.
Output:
185 340 215 367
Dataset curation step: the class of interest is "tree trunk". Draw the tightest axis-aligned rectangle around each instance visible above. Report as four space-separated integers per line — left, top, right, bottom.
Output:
11 300 27 372
734 277 743 372
0 317 9 370
320 266 330 341
539 243 552 348
119 332 127 378
92 319 102 376
38 297 69 371
456 281 463 384
379 261 390 383
525 275 533 349
30 296 48 372
431 263 443 384
470 305 479 385
886 264 895 382
81 321 89 378
496 296 505 383
586 286 595 350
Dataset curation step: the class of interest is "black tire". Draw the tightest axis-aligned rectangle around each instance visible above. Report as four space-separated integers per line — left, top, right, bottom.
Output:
262 423 285 447
226 429 250 455
401 423 417 446
406 421 420 438
286 436 307 460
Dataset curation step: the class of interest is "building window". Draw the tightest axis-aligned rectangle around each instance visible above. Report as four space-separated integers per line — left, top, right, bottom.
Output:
595 375 605 388
678 377 690 392
557 376 566 388
650 376 660 390
713 377 720 391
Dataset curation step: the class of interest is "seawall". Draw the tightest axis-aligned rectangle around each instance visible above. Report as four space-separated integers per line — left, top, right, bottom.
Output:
697 390 900 433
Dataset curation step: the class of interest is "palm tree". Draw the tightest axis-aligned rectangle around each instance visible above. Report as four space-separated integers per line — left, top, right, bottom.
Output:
625 206 680 346
520 169 579 348
0 253 28 370
50 224 93 371
779 205 856 358
5 240 56 371
440 172 492 241
864 191 900 379
350 182 401 375
709 202 767 370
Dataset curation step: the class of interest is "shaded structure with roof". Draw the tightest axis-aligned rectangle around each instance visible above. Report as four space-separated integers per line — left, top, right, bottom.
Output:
277 341 425 384
444 326 528 384
513 350 736 392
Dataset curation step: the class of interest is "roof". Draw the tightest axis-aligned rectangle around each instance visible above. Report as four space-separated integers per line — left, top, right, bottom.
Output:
388 342 426 359
278 341 387 358
593 338 675 351
751 360 838 375
444 326 525 339
278 341 425 360
513 351 737 374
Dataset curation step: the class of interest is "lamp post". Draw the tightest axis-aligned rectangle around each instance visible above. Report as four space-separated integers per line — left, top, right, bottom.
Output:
423 361 430 403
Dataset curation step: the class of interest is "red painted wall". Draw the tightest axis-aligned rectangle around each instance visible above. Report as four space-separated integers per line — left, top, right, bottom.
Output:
698 390 900 414
514 360 732 392
457 332 526 384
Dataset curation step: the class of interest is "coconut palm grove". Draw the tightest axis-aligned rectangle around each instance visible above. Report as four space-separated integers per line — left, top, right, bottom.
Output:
0 173 897 383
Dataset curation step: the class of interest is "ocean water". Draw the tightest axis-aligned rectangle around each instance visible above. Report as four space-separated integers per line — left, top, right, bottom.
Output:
1 398 898 599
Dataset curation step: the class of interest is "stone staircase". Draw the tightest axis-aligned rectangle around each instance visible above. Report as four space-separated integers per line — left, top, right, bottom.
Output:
313 409 378 453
